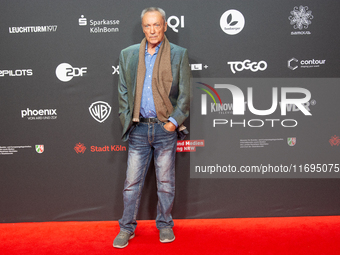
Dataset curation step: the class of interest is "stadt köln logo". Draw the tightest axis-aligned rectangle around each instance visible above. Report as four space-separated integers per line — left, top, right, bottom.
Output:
74 142 126 153
74 143 86 154
89 101 112 123
329 135 340 147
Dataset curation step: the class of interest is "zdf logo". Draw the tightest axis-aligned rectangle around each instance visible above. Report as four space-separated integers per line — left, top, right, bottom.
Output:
56 63 87 82
167 15 184 33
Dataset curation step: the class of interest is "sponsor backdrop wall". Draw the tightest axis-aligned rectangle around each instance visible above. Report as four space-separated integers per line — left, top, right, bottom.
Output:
1 0 340 223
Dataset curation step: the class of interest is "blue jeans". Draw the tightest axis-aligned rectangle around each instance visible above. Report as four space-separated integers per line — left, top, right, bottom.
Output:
118 121 177 234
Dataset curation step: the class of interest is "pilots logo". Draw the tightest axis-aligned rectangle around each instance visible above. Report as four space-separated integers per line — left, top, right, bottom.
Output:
167 15 184 33
0 69 33 77
220 10 245 35
56 63 87 82
89 101 111 123
78 15 120 33
228 60 267 74
289 6 313 35
288 58 326 70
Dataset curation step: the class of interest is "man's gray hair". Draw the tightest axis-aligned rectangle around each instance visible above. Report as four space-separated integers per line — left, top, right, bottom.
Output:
141 7 166 23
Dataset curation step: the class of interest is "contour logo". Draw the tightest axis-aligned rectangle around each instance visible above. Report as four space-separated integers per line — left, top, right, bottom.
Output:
55 63 87 82
220 10 245 35
89 101 112 123
288 58 299 70
288 58 326 70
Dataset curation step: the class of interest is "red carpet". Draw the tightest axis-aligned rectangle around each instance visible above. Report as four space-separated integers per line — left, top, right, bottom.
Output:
1 216 340 254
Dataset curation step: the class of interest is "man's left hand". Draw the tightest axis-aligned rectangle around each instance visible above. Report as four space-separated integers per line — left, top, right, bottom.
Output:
164 122 176 132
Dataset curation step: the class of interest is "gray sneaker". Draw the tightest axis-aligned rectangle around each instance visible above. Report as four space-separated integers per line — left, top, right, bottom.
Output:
159 228 175 243
113 231 135 248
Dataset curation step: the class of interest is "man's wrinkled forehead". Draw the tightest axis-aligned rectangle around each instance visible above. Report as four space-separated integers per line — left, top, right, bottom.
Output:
141 10 165 25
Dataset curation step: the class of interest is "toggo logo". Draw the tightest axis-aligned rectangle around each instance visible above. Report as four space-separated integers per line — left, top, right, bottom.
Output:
55 63 87 82
228 60 267 74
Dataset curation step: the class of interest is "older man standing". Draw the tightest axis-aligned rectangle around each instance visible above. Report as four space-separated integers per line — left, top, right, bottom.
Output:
113 7 191 248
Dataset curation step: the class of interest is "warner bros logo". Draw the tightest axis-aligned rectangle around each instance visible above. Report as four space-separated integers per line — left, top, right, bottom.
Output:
89 101 112 123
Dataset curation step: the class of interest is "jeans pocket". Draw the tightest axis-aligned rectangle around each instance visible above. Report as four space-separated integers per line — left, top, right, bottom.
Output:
160 122 176 134
127 124 137 138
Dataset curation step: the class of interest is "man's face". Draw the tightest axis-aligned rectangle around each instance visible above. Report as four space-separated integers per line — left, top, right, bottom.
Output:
142 11 167 47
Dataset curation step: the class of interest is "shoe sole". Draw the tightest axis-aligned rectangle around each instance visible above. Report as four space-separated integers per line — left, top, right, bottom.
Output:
113 233 135 248
160 236 175 243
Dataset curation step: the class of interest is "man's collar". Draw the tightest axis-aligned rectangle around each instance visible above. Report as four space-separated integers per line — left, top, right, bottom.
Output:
145 41 162 54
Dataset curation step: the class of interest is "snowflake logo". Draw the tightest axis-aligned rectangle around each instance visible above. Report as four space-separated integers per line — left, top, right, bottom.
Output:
289 6 314 30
